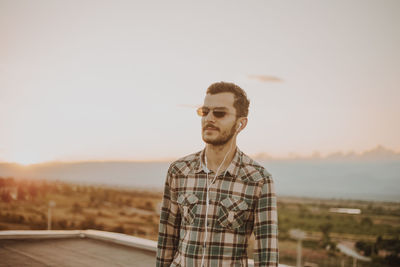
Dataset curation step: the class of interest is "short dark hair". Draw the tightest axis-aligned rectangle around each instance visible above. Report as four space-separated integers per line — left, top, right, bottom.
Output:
206 82 250 118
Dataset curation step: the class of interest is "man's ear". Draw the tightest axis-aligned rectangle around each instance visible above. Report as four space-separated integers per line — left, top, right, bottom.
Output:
237 118 248 132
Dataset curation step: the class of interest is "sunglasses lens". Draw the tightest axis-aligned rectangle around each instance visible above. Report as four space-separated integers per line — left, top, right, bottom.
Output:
213 111 226 118
197 108 209 117
197 107 227 118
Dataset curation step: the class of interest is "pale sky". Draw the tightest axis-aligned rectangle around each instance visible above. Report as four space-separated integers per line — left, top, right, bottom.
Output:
1 0 399 164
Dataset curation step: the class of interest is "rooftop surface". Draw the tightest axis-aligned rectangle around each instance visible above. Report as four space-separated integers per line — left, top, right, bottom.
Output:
0 230 291 267
0 230 156 267
0 238 155 267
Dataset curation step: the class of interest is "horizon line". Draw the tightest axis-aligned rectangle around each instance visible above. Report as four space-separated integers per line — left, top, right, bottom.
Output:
1 145 399 167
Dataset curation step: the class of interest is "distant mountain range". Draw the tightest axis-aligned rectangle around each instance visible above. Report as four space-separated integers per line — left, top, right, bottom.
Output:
253 145 400 161
0 146 399 202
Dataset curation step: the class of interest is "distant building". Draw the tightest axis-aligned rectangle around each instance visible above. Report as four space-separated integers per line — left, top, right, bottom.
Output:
329 208 361 214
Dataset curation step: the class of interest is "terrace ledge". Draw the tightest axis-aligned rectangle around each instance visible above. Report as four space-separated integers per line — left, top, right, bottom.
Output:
0 230 292 267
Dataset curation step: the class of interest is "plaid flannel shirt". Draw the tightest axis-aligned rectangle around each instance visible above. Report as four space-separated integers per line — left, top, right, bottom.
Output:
156 147 278 267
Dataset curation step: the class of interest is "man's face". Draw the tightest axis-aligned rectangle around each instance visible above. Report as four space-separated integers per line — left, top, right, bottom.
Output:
201 92 238 146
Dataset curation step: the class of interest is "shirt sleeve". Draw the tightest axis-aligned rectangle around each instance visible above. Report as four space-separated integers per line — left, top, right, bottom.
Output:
156 166 181 267
253 176 279 267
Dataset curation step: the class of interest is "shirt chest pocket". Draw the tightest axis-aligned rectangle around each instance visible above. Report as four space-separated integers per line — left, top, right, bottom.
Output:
217 197 249 229
177 193 199 225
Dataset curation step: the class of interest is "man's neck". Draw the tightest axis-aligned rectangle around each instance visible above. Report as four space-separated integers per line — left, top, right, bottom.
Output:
204 140 237 175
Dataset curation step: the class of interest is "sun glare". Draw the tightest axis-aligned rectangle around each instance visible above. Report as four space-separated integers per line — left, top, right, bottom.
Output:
12 154 45 166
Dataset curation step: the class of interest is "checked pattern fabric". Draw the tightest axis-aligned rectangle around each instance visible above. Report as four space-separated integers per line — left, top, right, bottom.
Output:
156 147 278 267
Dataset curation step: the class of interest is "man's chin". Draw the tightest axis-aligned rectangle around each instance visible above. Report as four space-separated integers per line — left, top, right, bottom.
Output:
202 137 229 146
202 132 216 142
203 137 216 145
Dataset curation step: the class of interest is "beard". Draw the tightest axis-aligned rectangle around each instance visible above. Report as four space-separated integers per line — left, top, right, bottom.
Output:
202 123 236 146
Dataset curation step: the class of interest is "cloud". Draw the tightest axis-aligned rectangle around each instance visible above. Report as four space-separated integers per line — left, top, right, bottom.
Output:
248 74 283 83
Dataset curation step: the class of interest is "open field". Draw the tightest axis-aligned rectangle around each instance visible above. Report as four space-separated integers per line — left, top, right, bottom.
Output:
1 177 399 266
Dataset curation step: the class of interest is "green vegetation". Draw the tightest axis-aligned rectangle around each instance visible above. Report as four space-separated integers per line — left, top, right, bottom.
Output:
0 177 160 236
277 197 400 266
1 177 399 266
278 199 400 238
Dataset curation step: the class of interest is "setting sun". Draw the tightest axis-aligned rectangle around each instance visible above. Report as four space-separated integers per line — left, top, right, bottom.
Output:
11 153 46 166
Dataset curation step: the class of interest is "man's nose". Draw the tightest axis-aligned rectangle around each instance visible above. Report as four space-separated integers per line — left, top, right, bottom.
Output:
204 111 216 122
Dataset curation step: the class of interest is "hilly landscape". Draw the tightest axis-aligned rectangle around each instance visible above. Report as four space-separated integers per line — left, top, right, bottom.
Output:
0 146 399 202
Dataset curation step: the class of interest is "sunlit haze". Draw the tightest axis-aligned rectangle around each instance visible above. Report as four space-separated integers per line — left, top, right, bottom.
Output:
1 1 399 165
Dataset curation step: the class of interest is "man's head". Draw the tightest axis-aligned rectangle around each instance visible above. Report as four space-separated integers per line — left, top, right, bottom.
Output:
206 82 250 118
199 82 250 146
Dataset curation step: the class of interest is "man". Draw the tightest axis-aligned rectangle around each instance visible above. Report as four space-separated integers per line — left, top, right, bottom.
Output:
156 82 278 267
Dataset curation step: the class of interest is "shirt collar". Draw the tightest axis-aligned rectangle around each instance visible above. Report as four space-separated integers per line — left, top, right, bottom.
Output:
191 150 204 174
194 146 243 178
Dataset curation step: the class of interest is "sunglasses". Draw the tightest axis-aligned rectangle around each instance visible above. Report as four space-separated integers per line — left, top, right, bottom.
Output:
196 107 233 118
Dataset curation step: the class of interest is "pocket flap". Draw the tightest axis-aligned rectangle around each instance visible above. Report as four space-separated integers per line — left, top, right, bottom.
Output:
177 193 198 205
177 194 185 204
237 200 248 210
221 197 248 211
187 194 199 204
